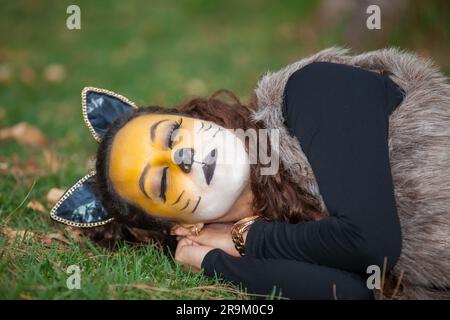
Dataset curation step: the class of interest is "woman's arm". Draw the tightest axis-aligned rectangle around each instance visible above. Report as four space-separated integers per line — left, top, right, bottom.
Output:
201 248 374 300
246 62 403 273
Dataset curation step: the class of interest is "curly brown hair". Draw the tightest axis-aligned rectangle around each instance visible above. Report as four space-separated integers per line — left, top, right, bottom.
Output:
85 90 325 254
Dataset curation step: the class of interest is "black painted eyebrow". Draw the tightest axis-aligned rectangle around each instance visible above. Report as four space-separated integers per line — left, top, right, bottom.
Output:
150 119 169 141
139 164 152 199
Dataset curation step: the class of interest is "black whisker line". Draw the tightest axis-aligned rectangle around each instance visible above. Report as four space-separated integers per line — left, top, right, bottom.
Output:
204 124 213 131
191 196 201 214
171 190 185 206
180 199 190 211
197 122 205 133
212 128 222 138
193 160 205 165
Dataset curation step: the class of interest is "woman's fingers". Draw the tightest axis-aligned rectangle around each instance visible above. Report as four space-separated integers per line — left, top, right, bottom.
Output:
181 263 200 273
174 238 214 274
172 223 233 238
176 223 238 257
186 231 211 246
171 225 192 236
176 236 196 249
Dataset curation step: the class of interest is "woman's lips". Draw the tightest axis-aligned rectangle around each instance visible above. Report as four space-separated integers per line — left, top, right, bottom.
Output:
202 148 217 185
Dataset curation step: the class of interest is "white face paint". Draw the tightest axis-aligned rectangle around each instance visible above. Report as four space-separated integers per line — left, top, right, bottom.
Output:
184 120 250 221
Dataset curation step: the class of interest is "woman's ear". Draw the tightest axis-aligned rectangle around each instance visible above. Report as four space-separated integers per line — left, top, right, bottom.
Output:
170 223 204 236
82 87 138 142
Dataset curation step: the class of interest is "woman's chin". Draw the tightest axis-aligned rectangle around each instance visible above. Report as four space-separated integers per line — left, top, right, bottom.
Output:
203 211 243 224
198 212 230 224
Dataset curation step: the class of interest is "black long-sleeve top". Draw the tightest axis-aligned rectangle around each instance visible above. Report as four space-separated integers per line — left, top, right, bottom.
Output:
201 62 404 299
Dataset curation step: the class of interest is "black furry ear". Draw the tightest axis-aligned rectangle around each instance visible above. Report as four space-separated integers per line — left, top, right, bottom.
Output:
50 171 113 227
82 87 137 142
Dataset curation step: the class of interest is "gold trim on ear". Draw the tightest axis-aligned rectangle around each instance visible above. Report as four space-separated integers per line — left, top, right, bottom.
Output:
81 87 138 143
49 170 114 228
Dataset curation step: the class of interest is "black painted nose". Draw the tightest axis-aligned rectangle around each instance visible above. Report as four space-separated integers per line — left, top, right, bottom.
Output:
174 148 194 173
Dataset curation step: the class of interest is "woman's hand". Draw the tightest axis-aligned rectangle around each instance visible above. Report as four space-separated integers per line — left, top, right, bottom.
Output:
173 223 243 257
174 237 215 273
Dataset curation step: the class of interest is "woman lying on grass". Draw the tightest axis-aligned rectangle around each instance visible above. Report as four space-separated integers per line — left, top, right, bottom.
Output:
51 48 450 299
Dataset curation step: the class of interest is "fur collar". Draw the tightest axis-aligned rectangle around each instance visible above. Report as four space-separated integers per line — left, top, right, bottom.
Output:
251 47 450 299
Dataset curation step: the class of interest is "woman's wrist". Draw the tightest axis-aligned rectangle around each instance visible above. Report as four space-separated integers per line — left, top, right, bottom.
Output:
240 219 267 258
230 215 261 256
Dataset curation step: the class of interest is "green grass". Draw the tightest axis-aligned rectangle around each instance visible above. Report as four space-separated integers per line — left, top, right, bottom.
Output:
0 0 448 299
0 236 257 299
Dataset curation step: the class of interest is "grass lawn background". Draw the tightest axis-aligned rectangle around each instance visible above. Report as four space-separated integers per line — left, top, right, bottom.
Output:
0 0 448 299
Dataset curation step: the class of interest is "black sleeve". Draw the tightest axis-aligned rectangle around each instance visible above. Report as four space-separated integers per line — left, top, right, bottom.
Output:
245 62 403 273
201 249 373 300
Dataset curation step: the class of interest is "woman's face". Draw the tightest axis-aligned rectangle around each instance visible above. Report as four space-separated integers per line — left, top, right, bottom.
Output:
109 114 250 223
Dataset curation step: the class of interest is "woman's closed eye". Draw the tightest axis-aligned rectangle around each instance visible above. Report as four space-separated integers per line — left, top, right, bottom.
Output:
167 118 183 149
159 166 168 202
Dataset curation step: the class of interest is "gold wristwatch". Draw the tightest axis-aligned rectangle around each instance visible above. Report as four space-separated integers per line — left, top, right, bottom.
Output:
230 215 261 256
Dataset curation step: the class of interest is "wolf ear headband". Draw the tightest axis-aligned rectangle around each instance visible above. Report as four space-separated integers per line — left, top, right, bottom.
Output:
49 87 137 227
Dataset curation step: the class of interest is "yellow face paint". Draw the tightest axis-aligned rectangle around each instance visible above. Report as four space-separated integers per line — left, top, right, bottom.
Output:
109 114 250 223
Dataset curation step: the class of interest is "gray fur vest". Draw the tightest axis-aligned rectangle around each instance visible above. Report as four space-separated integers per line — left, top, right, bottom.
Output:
251 47 450 299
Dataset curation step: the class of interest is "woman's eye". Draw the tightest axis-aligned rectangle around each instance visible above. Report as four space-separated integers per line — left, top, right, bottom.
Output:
159 167 168 202
167 118 182 149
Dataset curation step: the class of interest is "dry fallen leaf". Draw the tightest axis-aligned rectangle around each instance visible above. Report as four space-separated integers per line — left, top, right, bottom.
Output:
43 149 61 173
185 78 207 96
42 231 71 245
0 122 49 147
19 66 36 84
0 160 8 171
1 226 35 245
27 199 47 213
64 226 86 244
43 64 66 83
1 225 84 248
19 293 36 300
46 188 65 206
0 107 5 120
0 64 13 83
0 156 38 182
42 228 86 246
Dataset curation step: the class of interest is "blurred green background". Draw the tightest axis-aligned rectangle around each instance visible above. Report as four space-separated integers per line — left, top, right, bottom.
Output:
0 0 448 299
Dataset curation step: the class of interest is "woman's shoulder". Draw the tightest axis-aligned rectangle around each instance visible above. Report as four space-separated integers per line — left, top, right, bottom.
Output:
284 61 386 99
281 60 404 156
283 61 401 122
